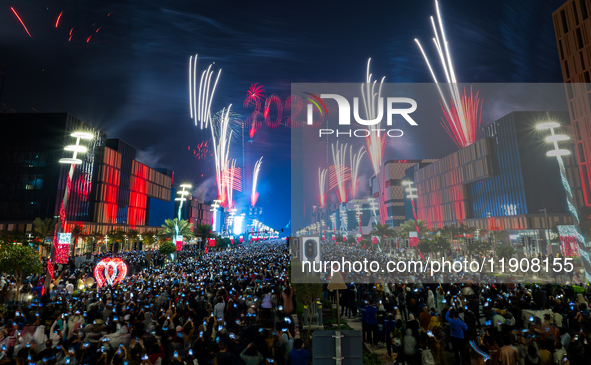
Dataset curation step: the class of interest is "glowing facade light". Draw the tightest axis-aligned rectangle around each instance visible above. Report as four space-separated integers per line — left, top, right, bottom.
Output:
402 180 413 186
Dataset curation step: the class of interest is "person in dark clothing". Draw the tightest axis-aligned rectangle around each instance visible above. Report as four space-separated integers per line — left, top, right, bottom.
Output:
214 341 239 365
384 314 396 357
365 300 378 346
446 309 467 364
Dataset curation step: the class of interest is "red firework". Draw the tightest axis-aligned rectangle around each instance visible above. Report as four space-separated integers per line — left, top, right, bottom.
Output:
441 86 482 149
190 140 212 160
246 83 265 103
10 7 32 38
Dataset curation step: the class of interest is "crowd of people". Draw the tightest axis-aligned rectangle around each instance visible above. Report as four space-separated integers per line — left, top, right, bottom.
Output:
0 241 311 365
0 238 589 365
341 280 591 365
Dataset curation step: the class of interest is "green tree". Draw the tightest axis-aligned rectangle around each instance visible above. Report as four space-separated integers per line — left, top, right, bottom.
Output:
86 231 102 254
32 218 56 257
0 230 28 245
0 244 42 301
467 240 492 257
418 236 450 255
106 230 126 251
293 283 323 329
142 230 157 249
371 223 395 239
496 244 515 260
126 229 139 250
159 241 177 256
160 218 194 241
70 223 85 255
193 224 214 250
398 220 428 239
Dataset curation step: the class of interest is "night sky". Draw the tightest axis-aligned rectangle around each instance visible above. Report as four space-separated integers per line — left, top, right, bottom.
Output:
0 0 568 232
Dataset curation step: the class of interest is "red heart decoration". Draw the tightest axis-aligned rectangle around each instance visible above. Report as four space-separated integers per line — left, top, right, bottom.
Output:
94 258 127 288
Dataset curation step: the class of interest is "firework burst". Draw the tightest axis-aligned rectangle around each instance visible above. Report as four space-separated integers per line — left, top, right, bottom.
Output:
362 59 386 176
246 83 265 103
189 140 212 160
414 0 482 148
210 106 233 207
251 157 263 206
318 167 328 208
349 146 366 199
188 55 221 130
331 142 349 203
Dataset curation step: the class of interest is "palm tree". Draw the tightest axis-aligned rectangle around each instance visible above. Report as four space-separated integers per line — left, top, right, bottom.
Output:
127 229 139 250
370 223 396 238
193 224 213 250
32 217 56 257
160 218 194 241
398 219 428 239
142 230 157 249
70 223 85 256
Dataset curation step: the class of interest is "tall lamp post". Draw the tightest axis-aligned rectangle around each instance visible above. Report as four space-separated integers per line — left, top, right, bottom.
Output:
174 183 192 254
45 131 94 294
403 180 421 259
536 120 591 281
538 208 550 254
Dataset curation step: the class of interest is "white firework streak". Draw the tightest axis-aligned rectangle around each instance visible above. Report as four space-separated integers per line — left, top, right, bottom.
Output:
331 142 348 203
226 159 237 209
318 167 328 207
414 0 469 144
210 106 233 205
361 58 386 176
189 57 221 130
349 145 366 199
189 55 194 118
251 157 263 206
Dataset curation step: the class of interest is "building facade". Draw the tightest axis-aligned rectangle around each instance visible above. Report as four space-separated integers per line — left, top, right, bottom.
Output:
410 111 582 231
0 113 174 235
369 159 437 228
553 0 591 205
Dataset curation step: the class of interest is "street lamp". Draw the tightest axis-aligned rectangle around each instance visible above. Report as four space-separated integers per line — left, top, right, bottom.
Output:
538 208 550 254
174 183 192 249
46 131 94 293
403 179 420 258
536 120 591 281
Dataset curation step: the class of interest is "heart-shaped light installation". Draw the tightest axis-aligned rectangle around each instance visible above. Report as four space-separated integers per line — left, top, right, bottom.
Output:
94 258 127 288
